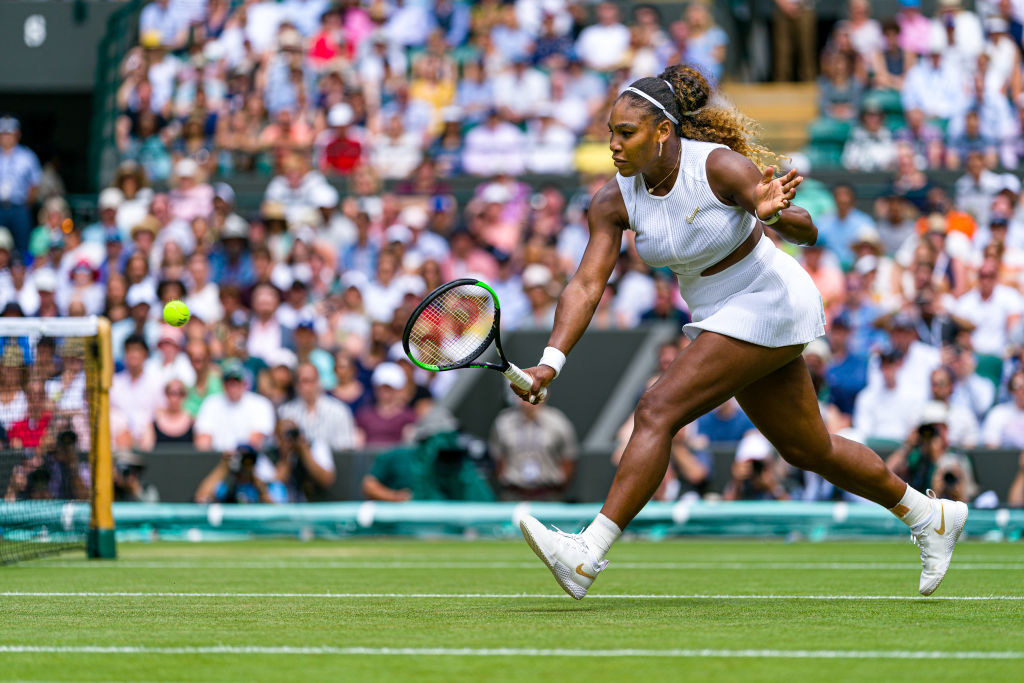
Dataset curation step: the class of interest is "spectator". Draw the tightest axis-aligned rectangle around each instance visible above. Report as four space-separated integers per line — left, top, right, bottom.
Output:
110 334 163 446
167 158 214 223
955 151 1013 228
886 400 977 503
316 103 362 175
278 361 358 451
871 19 911 90
0 116 41 255
461 109 526 177
194 360 276 452
246 282 285 365
490 397 578 501
981 368 1024 448
815 184 876 268
901 37 967 121
723 431 789 500
575 2 630 72
772 0 817 82
896 108 944 169
842 102 897 172
144 325 196 389
112 450 160 502
845 0 883 64
355 362 417 447
140 377 195 450
929 365 980 448
818 52 863 122
953 258 1022 358
695 398 755 445
639 276 689 326
194 445 273 504
330 349 369 410
7 377 51 451
138 0 188 51
362 409 494 502
896 0 932 56
184 338 222 417
824 314 869 417
267 417 336 502
948 343 997 420
854 349 921 444
524 107 576 175
111 283 160 361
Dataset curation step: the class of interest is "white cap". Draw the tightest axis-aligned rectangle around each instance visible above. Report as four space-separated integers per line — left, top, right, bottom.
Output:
918 400 949 427
736 432 774 462
312 183 339 209
372 362 407 389
802 338 832 363
441 106 462 123
854 254 879 275
339 270 368 291
521 264 552 289
327 103 354 127
852 225 882 248
268 347 298 370
33 269 57 293
480 183 511 204
221 213 250 239
125 282 157 308
385 224 414 245
174 158 199 178
0 227 14 252
399 205 428 230
98 187 125 211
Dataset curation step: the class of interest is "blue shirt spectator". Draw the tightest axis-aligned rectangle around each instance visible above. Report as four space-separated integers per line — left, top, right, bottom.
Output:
815 184 876 268
696 400 754 444
0 116 41 255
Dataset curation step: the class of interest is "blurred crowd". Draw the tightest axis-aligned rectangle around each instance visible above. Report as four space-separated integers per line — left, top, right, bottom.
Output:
819 0 1024 171
3 1 1024 508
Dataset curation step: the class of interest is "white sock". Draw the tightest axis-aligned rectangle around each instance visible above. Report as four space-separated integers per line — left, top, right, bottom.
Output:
580 513 621 560
889 485 934 531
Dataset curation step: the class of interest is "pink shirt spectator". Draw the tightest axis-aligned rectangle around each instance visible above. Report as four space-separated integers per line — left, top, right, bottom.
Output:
169 183 214 223
897 8 932 55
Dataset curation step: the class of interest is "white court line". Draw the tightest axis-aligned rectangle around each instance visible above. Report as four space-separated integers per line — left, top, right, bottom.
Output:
2 591 1023 601
0 645 1021 660
23 561 1024 571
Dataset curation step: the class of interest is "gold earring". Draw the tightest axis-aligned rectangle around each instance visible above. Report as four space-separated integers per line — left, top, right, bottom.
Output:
659 141 663 157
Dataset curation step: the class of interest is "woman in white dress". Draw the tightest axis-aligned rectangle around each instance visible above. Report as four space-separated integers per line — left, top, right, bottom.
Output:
516 64 967 600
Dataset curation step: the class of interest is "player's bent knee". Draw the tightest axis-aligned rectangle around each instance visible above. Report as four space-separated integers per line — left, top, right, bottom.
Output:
777 440 831 472
633 391 676 436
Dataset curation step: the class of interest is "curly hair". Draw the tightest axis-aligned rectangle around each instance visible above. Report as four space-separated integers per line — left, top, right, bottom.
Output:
619 65 785 171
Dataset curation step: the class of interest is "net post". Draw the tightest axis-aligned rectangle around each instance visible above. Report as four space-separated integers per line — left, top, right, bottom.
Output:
87 316 116 559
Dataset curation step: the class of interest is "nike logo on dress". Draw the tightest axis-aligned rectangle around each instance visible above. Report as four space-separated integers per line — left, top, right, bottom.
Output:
934 507 946 535
686 207 699 224
575 563 596 579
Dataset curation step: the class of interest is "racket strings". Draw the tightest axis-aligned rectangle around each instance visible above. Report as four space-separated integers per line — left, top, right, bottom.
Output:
407 285 495 368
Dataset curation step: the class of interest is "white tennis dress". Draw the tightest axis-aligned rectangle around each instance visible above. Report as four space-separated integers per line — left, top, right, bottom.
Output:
615 138 826 347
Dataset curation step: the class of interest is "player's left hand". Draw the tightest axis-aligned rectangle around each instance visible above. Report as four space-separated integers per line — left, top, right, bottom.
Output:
755 166 802 220
510 365 554 405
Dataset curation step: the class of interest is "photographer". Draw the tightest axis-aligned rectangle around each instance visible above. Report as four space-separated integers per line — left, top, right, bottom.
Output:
722 432 790 502
267 418 336 502
112 451 159 502
886 401 977 503
193 445 273 504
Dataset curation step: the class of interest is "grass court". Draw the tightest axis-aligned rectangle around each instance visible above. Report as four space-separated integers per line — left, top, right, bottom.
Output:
2 538 1023 682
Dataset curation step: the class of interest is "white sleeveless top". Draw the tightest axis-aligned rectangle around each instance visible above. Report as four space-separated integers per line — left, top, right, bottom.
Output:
614 138 826 348
615 139 755 276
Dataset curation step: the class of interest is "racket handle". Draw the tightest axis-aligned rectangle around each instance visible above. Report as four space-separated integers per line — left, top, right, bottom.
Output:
503 363 548 402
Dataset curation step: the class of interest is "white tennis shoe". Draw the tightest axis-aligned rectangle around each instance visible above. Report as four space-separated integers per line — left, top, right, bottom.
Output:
519 515 608 600
912 490 968 596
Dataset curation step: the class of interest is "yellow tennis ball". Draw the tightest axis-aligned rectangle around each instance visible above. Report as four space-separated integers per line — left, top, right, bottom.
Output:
163 300 190 327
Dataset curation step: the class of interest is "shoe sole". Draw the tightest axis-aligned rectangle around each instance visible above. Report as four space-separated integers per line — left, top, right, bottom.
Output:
519 520 586 600
920 503 969 597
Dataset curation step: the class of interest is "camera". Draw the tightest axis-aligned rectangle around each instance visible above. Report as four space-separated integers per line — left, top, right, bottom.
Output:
943 470 959 487
285 428 301 442
917 424 938 441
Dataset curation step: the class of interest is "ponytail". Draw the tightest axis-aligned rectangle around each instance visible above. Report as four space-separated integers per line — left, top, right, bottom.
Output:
620 65 785 171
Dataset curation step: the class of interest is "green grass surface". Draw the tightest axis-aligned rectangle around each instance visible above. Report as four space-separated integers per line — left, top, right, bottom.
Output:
2 538 1023 682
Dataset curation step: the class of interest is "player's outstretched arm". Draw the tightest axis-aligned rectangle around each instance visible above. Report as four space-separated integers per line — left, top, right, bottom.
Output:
517 181 626 397
706 148 817 247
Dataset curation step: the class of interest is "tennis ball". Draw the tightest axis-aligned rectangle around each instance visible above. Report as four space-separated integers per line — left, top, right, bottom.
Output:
163 300 190 327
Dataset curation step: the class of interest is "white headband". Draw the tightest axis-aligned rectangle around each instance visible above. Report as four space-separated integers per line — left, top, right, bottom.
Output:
625 87 679 125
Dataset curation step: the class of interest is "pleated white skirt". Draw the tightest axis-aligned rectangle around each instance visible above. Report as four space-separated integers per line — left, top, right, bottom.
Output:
677 235 826 348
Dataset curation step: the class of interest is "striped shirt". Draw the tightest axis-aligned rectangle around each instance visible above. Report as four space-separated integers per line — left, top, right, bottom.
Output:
0 145 41 204
278 394 357 451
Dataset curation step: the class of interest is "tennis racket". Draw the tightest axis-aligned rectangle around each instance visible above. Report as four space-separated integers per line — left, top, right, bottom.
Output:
402 278 547 402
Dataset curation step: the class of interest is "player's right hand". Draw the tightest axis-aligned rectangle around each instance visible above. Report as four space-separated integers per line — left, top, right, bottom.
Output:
511 365 555 404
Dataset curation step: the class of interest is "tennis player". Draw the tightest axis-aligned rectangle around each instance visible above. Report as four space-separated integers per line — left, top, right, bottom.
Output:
516 65 967 599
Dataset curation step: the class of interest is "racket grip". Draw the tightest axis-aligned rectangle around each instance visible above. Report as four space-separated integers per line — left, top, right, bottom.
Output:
503 363 548 402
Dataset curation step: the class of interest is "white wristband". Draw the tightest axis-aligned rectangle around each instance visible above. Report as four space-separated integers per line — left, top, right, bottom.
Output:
538 346 566 378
